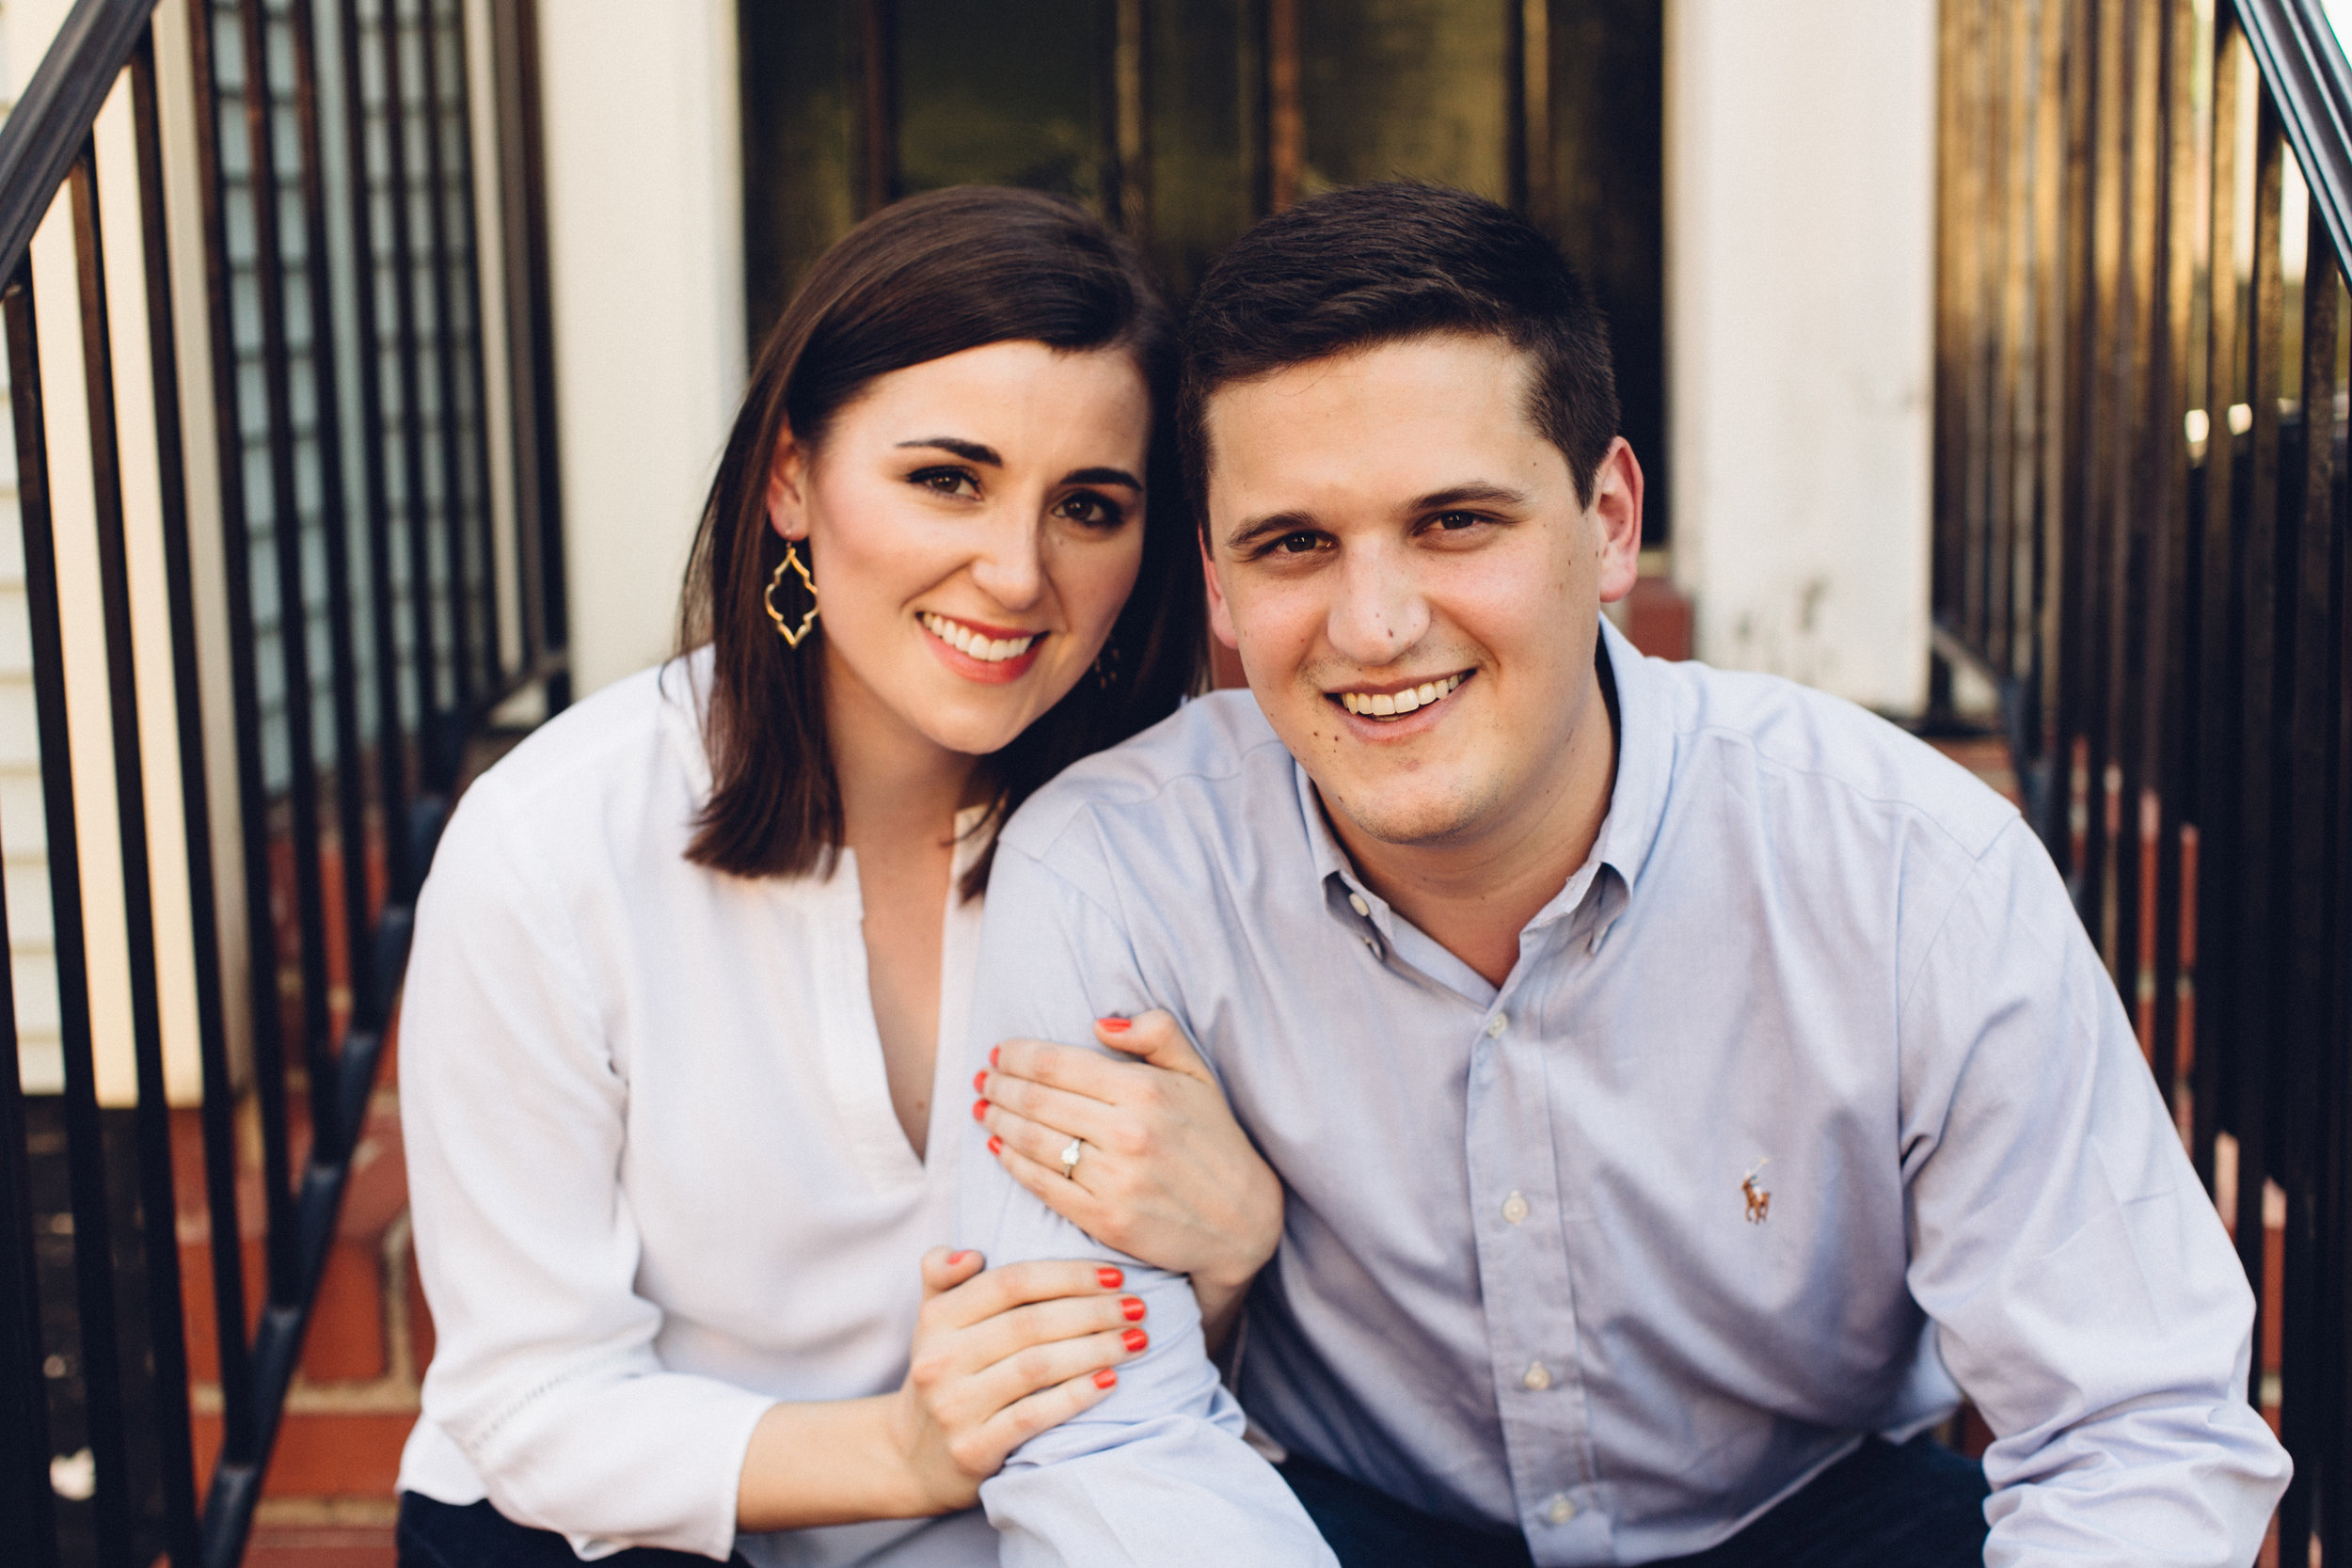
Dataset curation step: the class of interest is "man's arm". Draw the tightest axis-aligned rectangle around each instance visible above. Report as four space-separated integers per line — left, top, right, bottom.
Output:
1899 817 2290 1567
959 834 1335 1567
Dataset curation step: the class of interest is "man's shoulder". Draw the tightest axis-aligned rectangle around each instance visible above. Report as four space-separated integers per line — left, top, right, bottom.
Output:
1653 656 2020 862
1001 690 1296 866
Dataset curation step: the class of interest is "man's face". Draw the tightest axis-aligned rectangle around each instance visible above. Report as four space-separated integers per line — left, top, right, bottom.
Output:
1200 333 1642 850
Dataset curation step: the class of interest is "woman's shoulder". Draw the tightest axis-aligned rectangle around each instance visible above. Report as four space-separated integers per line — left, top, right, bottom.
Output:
468 655 708 809
432 654 712 889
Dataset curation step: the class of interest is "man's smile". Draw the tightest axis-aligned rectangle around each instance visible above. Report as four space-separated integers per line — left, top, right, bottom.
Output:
1328 671 1471 721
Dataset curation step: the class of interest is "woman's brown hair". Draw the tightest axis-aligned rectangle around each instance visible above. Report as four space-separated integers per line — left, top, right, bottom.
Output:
677 187 1202 895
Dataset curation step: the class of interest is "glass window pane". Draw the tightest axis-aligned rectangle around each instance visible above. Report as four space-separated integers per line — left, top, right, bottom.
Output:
1299 0 1511 200
895 0 1110 211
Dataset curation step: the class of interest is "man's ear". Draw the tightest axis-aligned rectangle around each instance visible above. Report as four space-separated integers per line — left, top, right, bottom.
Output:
1590 436 1645 606
764 427 810 543
1200 532 1241 651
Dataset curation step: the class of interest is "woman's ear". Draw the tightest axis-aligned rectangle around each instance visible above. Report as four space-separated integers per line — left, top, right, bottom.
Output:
764 427 810 543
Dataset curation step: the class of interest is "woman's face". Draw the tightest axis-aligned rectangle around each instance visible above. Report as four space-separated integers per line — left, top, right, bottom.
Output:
769 339 1152 762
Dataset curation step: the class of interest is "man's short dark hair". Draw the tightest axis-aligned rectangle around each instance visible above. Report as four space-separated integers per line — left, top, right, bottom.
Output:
1179 182 1620 532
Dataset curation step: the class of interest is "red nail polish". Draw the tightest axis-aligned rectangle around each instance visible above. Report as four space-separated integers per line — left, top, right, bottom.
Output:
1122 1327 1149 1353
973 1069 988 1094
1093 1368 1118 1389
947 1250 973 1266
1120 1296 1145 1322
987 1135 1003 1156
1098 1016 1132 1034
1097 1266 1123 1290
972 1099 989 1121
990 1046 1001 1068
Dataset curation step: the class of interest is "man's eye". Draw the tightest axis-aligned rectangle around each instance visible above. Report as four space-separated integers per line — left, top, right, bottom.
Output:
910 467 977 498
1274 531 1322 554
1432 511 1483 531
1054 491 1126 529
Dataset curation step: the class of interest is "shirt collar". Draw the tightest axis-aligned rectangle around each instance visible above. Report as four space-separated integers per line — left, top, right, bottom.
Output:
1293 614 1677 949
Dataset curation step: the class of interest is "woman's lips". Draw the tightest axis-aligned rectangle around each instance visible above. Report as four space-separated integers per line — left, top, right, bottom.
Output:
920 610 1046 684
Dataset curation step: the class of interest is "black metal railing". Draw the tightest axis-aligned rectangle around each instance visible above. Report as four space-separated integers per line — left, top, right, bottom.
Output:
0 0 564 1563
1936 0 2352 1555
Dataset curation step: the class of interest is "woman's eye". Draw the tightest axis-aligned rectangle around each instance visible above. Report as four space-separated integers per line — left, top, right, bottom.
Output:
1054 491 1126 529
910 467 978 498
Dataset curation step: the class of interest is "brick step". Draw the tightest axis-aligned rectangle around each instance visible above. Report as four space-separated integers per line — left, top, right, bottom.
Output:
170 1029 422 1565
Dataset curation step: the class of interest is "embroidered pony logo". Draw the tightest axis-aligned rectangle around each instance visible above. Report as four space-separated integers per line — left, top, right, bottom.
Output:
1741 1158 1772 1225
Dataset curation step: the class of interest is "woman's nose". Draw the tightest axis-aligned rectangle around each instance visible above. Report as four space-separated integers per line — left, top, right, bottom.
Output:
967 517 1047 610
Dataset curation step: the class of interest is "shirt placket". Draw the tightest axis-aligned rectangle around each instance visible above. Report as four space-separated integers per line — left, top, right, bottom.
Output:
1467 931 1610 1563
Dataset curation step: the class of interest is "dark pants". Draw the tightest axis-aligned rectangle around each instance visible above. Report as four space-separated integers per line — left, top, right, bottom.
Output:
1279 1433 1991 1568
397 1493 751 1568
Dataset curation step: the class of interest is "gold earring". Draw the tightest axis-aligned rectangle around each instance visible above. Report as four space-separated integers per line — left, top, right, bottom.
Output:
765 543 818 647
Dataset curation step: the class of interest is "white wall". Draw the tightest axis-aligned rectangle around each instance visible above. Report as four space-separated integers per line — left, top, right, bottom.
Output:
1664 0 1937 716
538 3 745 696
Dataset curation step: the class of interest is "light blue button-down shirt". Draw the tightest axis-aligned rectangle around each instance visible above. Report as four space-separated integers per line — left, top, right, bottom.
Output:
958 618 2288 1567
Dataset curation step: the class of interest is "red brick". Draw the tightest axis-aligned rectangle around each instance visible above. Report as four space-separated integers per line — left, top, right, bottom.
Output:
243 1526 396 1568
1622 575 1692 662
302 1241 389 1383
1210 641 1247 691
193 1413 413 1499
405 1230 436 1374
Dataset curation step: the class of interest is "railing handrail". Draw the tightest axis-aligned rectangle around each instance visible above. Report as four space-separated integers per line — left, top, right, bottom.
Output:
2244 0 2352 266
0 0 160 281
0 2 568 1562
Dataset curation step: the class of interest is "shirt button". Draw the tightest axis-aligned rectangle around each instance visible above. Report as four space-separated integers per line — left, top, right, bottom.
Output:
1546 1494 1578 1525
1347 893 1371 917
1485 1013 1508 1037
1501 1192 1530 1225
1521 1360 1552 1392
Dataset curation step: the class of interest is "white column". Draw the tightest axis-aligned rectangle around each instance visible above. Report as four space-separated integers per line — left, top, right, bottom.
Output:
537 1 745 697
1664 0 1937 715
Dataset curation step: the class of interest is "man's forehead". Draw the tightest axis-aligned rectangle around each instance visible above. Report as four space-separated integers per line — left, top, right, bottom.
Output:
1200 329 1535 420
1200 337 1558 510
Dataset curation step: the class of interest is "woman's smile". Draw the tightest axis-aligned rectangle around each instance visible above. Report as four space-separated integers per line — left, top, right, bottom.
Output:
918 610 1048 683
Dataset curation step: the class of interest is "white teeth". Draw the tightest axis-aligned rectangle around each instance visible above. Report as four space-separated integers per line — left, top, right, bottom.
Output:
922 612 1037 663
1338 673 1466 720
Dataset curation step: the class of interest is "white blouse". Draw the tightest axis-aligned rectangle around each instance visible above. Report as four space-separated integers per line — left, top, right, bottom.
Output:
396 654 998 1566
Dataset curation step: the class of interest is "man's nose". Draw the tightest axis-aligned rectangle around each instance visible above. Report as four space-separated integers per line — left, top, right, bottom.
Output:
1326 545 1427 667
967 514 1047 610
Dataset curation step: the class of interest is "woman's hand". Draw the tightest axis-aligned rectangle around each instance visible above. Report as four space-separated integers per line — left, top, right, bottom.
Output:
886 1246 1148 1514
737 1248 1147 1530
975 1011 1283 1350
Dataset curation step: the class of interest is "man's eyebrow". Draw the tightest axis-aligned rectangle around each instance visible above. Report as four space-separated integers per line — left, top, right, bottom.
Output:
1220 482 1531 553
1413 481 1532 511
897 436 1002 466
1061 467 1144 492
1223 510 1317 553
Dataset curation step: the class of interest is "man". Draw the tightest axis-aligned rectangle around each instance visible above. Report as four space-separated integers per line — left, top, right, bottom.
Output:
957 183 2287 1567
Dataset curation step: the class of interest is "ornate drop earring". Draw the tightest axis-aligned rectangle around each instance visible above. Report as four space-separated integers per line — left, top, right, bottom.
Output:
764 543 818 648
1093 640 1121 690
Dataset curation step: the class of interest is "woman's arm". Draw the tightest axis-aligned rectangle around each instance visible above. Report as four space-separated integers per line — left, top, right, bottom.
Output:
737 1249 1147 1530
976 1012 1283 1354
408 784 1152 1551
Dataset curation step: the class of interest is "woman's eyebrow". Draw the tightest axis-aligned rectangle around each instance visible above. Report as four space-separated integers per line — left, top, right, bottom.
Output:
1062 467 1144 491
898 436 1002 466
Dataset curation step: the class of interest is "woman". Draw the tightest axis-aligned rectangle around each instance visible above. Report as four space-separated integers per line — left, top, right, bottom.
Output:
394 188 1283 1567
